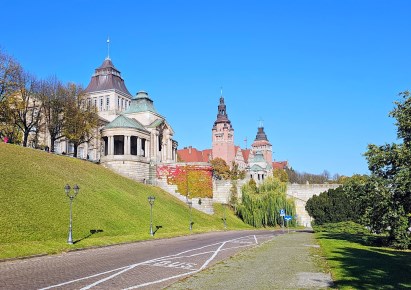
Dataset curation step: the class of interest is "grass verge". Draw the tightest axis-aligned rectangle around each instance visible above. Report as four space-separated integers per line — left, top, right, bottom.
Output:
314 222 411 289
0 143 252 260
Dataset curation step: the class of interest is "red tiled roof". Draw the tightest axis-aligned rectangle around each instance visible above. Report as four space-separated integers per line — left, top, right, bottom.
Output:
177 147 211 162
242 149 251 163
272 161 288 170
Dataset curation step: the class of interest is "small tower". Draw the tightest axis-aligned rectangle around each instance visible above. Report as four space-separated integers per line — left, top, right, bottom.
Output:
211 93 235 165
251 125 273 165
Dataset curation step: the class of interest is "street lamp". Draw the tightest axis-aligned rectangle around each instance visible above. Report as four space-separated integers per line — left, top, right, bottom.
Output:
148 196 155 236
65 184 80 245
222 203 227 229
187 199 193 232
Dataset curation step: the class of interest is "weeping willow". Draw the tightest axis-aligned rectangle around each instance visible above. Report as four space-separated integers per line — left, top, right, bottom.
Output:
236 177 296 227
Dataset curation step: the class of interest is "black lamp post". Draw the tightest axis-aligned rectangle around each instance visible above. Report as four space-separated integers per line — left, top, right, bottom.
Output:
223 203 227 229
187 200 193 232
148 196 155 236
65 184 79 245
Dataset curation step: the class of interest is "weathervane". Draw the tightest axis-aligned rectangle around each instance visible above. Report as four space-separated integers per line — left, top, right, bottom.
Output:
106 36 110 60
258 118 264 128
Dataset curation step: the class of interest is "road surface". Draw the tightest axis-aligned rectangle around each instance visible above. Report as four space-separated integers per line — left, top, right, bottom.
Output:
0 230 283 289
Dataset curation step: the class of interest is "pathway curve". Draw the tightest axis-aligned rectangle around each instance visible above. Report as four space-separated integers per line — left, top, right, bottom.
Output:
0 230 280 289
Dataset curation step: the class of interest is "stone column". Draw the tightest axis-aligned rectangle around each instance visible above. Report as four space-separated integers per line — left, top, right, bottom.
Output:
124 135 129 155
137 137 141 156
109 136 114 155
146 139 150 158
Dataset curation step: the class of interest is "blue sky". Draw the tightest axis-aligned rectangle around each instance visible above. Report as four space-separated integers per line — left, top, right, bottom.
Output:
2 0 410 177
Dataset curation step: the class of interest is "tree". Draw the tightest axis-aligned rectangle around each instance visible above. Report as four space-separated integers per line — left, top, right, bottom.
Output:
306 186 356 225
210 157 231 180
0 49 20 101
39 77 66 152
364 91 411 249
229 161 246 180
236 177 295 227
6 68 43 147
63 83 98 157
273 168 288 183
0 49 23 143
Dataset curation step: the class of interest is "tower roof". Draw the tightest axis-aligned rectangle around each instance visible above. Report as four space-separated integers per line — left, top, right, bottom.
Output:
254 127 269 142
105 114 148 131
213 95 233 128
84 58 132 97
124 91 158 114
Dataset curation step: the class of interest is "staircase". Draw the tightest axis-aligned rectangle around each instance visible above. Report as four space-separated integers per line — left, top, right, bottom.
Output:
156 179 214 214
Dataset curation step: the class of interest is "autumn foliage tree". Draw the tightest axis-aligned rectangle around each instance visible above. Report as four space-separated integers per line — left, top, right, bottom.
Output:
39 77 66 152
63 83 98 157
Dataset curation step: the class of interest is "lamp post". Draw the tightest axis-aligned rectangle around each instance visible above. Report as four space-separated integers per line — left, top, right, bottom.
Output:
187 199 193 232
65 184 80 245
148 196 155 236
223 203 227 229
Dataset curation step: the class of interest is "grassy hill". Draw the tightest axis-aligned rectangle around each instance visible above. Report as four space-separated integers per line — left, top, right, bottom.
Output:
0 143 251 260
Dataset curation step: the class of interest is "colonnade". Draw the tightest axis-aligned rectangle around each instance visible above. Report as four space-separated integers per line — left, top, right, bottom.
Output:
104 135 149 158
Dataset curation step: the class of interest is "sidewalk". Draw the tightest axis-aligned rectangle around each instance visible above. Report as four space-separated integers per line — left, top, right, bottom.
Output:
167 231 334 289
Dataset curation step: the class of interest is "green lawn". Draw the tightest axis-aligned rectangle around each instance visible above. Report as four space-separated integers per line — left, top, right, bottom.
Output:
0 143 251 260
314 222 411 289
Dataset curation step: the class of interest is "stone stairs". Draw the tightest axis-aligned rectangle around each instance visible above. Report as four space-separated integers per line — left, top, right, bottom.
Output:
156 179 214 215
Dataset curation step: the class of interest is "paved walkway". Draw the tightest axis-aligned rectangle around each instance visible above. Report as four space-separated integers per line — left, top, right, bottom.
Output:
168 230 334 289
0 230 280 289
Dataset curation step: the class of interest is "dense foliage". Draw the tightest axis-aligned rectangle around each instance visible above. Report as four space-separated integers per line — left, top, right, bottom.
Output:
210 158 245 180
236 177 296 227
273 168 288 182
0 49 98 153
307 92 411 249
286 168 339 184
306 186 358 225
157 164 213 198
362 91 411 249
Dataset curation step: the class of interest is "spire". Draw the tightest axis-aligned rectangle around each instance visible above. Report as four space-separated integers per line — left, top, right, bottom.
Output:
254 126 269 141
106 36 111 60
213 91 232 127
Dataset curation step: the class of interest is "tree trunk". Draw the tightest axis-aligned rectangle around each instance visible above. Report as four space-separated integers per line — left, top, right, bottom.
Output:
73 143 78 158
22 130 29 147
50 135 56 152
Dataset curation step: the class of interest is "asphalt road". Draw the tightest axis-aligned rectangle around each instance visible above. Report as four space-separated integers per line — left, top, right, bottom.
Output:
0 230 283 289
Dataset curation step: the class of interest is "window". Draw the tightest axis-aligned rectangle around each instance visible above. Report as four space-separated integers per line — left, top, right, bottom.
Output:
117 97 120 109
100 98 103 111
121 98 124 109
106 97 110 110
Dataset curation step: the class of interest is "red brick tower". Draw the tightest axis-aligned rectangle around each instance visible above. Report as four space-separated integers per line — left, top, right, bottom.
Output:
211 94 235 165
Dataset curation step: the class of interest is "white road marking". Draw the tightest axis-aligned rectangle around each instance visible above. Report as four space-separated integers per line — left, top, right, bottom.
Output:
42 234 270 289
39 266 130 290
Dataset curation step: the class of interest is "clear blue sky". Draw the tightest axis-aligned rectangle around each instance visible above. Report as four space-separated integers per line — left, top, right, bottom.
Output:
2 0 410 177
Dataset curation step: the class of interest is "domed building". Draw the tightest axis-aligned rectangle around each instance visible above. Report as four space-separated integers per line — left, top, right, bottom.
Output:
82 56 178 182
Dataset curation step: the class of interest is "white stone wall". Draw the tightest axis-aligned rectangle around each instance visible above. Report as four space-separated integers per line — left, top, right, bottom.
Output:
102 160 150 182
213 180 341 228
286 183 341 227
212 179 248 203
